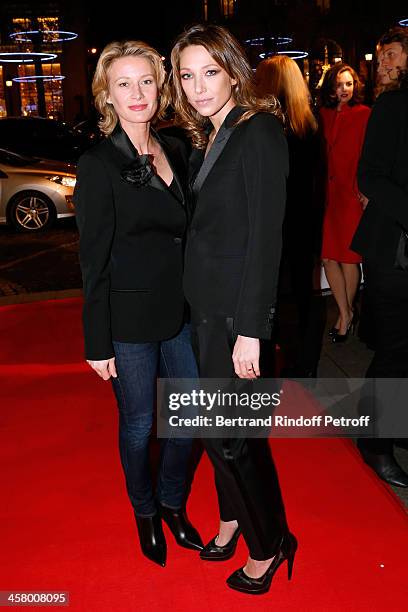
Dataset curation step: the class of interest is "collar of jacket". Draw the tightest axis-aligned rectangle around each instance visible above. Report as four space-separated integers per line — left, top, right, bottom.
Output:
109 122 184 203
109 121 165 162
201 105 245 136
191 106 245 195
222 104 246 128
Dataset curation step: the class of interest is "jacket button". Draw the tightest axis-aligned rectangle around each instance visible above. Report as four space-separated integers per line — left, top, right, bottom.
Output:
174 237 182 244
189 228 197 237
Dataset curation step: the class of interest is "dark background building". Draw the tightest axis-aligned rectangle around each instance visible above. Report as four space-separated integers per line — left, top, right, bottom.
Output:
0 0 406 121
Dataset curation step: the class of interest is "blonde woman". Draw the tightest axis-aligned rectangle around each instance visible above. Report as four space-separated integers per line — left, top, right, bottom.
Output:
256 55 321 376
74 40 202 568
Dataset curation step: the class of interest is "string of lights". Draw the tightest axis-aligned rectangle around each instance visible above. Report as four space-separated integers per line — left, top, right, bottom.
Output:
9 30 78 43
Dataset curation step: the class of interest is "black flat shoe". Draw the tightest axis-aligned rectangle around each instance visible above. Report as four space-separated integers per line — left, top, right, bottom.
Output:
226 533 297 595
134 512 167 567
358 449 408 488
157 502 203 551
200 526 241 561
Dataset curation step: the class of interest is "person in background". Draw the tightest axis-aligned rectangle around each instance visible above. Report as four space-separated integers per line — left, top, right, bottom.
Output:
74 40 203 568
256 55 322 377
319 63 370 343
171 24 296 596
351 26 408 487
376 26 408 96
358 27 408 348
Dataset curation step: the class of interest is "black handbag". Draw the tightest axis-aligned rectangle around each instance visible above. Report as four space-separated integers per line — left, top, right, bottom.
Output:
394 228 408 271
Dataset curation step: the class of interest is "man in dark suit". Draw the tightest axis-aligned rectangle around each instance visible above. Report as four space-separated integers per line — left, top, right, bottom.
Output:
351 27 408 487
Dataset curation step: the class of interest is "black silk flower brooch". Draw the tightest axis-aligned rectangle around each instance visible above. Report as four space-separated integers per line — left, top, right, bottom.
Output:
120 154 154 188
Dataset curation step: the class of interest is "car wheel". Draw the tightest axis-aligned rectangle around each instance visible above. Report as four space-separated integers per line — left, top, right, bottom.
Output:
8 191 56 232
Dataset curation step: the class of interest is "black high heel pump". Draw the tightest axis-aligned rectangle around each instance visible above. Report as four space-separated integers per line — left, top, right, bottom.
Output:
331 311 359 344
200 526 241 561
226 532 297 595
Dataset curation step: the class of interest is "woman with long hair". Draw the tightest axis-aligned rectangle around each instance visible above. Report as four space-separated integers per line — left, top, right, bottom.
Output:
171 24 296 595
256 55 321 375
74 40 203 568
319 63 370 342
256 54 317 137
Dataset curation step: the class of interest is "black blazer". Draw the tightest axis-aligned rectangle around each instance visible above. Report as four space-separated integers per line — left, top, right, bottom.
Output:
74 124 188 360
351 89 408 264
184 106 288 340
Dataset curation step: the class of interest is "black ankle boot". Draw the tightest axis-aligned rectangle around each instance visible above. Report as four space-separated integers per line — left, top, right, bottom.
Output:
200 526 241 561
134 513 167 567
157 502 203 551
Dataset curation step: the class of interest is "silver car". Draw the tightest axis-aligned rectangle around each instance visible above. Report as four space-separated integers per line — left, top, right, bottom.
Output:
0 148 76 232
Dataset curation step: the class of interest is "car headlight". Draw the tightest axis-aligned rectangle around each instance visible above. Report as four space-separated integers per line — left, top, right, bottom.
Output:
46 175 77 188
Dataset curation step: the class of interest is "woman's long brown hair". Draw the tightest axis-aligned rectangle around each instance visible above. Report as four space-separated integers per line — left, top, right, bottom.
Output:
170 24 282 149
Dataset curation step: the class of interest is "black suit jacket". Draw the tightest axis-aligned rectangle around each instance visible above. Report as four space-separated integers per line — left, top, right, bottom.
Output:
351 89 408 264
74 123 188 360
184 106 288 339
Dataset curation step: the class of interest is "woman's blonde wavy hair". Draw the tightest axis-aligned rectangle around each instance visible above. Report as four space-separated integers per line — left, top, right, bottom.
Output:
93 40 169 135
255 55 317 138
170 24 282 149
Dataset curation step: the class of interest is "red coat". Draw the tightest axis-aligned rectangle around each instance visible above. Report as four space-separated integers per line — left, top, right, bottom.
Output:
320 104 371 263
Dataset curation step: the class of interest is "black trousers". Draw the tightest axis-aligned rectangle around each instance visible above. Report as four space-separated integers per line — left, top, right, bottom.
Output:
359 262 408 454
191 311 288 560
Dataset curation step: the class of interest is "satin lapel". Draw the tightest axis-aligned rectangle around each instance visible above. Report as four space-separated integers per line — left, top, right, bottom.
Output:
192 126 234 195
110 122 139 163
109 123 174 199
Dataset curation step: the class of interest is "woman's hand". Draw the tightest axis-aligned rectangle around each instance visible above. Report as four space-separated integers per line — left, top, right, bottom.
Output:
232 335 260 379
86 357 117 381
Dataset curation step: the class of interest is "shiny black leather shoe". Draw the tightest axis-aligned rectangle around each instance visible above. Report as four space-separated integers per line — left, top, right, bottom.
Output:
358 449 408 488
134 512 167 567
200 526 241 561
328 325 339 337
331 323 354 343
157 502 203 551
226 533 297 595
332 311 359 344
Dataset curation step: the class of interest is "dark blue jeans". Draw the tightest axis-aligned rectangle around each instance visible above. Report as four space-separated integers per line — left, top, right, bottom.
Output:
111 324 197 517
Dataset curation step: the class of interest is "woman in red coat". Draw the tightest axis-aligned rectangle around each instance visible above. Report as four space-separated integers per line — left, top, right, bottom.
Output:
320 63 370 342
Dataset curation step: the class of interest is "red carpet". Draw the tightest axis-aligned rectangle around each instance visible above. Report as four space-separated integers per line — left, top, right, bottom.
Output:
1 298 407 611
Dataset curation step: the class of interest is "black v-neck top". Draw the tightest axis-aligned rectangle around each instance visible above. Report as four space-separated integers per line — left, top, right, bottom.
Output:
168 176 183 202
